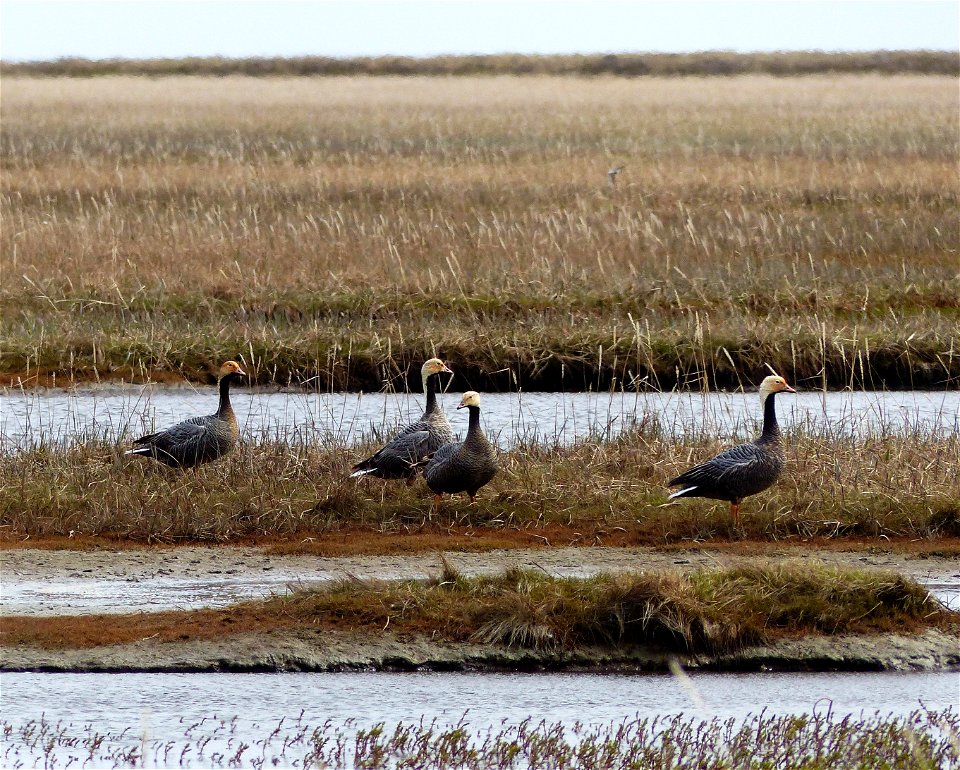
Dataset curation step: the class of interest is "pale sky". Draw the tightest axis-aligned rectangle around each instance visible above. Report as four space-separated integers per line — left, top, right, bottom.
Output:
1 1 957 62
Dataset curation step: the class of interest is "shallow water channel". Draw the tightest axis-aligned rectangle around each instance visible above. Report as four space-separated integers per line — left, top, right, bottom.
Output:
2 386 958 450
1 670 957 768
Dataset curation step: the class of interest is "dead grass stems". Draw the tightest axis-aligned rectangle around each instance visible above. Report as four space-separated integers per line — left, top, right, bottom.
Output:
2 75 958 390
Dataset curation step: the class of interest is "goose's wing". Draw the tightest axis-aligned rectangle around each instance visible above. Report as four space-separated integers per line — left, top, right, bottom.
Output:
396 410 454 451
351 430 432 477
426 440 459 468
669 442 765 487
134 415 208 446
383 429 433 463
396 417 431 438
135 415 213 457
424 440 459 478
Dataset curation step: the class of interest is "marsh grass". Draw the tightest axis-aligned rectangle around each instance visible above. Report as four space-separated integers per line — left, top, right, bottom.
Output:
277 560 948 654
2 559 960 662
3 561 953 655
4 706 958 770
2 74 958 390
2 398 957 544
2 707 958 770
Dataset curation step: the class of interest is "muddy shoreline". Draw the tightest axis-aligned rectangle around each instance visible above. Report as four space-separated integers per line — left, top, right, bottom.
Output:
3 545 958 674
3 624 959 675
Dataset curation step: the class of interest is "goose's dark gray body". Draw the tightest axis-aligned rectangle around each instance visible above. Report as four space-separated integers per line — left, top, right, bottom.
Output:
667 375 794 523
667 430 785 503
425 396 498 501
127 363 244 469
351 363 454 480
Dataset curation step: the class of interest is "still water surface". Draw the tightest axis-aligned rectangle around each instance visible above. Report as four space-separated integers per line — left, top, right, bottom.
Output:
1 670 956 768
2 386 957 449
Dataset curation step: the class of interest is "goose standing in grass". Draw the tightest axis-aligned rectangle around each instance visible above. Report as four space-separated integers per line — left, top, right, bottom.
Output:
125 360 247 468
667 374 796 526
425 391 498 513
350 358 454 482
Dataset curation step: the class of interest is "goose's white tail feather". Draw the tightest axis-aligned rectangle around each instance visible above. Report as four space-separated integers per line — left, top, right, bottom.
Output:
350 468 376 478
668 486 698 500
124 447 152 457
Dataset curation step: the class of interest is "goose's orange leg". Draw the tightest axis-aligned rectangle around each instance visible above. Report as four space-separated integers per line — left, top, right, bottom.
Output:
432 494 443 516
730 501 741 527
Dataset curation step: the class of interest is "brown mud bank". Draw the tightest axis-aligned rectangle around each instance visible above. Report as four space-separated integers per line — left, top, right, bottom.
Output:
3 626 958 675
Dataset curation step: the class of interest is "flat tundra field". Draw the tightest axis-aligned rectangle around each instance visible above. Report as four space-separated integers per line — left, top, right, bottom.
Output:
1 74 957 390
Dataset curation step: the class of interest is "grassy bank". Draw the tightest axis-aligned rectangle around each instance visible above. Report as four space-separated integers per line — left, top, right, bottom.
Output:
3 562 953 654
2 75 958 391
4 708 956 770
1 426 957 545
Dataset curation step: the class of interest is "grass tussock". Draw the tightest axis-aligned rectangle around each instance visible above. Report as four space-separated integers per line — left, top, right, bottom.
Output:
2 74 958 390
1 425 957 545
4 708 957 770
2 561 953 655
280 561 949 655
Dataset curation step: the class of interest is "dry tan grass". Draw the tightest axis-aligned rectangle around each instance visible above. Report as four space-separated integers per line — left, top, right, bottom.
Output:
1 426 956 544
1 75 957 389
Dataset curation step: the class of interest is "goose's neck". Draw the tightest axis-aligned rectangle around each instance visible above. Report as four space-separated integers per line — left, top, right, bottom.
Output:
423 373 437 412
465 405 481 436
217 374 235 416
759 390 780 442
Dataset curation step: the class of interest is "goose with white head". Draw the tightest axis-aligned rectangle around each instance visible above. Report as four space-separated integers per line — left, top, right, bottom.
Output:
424 391 499 514
350 358 455 481
125 360 246 468
667 374 796 526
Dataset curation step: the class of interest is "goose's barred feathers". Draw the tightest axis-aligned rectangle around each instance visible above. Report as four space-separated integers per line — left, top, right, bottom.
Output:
125 360 246 469
350 359 454 481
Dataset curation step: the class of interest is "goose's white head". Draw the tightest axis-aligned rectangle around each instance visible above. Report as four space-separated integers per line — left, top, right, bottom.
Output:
218 360 247 380
759 374 795 402
457 391 481 409
421 358 453 382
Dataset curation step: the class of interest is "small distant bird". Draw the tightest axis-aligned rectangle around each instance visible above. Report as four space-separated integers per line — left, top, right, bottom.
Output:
667 375 796 526
607 164 626 188
125 360 247 468
350 359 454 482
424 391 498 514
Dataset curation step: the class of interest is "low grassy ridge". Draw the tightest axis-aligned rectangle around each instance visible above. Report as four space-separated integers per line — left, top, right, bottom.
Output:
6 50 957 77
4 708 956 770
2 74 958 391
1 426 957 546
3 562 953 654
